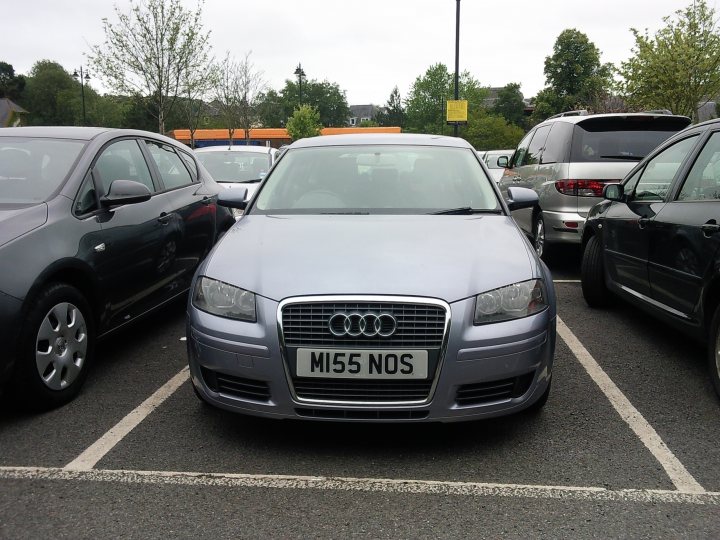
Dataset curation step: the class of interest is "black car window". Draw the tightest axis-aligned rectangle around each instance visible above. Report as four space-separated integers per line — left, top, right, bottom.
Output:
74 172 99 216
523 125 551 166
678 131 720 201
540 122 572 164
146 141 194 190
179 150 198 181
94 139 155 196
632 135 699 201
510 130 534 168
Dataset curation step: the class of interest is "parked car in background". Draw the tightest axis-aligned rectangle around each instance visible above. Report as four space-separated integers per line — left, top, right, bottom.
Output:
187 133 556 422
195 144 278 194
0 127 234 409
481 149 514 183
580 117 720 398
498 112 691 259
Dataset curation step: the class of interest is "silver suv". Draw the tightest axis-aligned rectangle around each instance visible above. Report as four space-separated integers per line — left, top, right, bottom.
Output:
498 112 691 258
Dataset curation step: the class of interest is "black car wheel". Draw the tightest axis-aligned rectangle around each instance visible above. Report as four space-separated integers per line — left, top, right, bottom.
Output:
708 305 720 398
13 283 94 410
581 235 611 308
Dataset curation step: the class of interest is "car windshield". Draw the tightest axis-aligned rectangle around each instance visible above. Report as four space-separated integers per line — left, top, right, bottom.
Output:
570 116 690 163
252 145 500 214
0 137 86 204
196 151 271 182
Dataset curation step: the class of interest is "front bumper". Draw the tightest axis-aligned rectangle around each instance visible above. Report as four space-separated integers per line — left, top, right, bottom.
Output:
187 295 556 422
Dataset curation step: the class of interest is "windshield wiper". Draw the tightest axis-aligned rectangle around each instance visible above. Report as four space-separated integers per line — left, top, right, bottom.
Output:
600 155 643 160
429 207 502 215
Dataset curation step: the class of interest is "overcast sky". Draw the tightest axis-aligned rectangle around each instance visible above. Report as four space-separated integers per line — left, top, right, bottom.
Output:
1 0 710 105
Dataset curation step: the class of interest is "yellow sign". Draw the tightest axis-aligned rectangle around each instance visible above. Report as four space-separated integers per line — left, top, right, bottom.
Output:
446 100 468 123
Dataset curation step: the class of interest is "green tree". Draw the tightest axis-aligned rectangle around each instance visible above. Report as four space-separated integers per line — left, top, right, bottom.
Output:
0 62 26 100
619 0 720 120
375 86 405 128
22 60 77 125
359 119 379 127
89 0 212 133
256 78 351 128
405 63 488 134
492 82 526 128
464 111 525 151
286 105 322 141
532 29 613 122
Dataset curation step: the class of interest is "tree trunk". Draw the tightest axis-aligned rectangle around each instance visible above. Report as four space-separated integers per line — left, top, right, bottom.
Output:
228 128 234 147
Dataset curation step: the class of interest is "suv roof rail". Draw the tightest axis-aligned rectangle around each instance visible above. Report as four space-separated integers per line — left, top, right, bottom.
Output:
546 109 590 120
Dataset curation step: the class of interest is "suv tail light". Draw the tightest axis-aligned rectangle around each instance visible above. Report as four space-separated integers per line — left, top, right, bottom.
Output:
554 179 617 197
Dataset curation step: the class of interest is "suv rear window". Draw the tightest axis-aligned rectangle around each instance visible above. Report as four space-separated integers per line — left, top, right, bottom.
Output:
570 116 690 163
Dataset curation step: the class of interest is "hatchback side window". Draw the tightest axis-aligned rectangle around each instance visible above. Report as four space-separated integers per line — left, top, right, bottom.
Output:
632 135 699 201
74 172 99 216
524 125 551 166
678 132 720 201
94 139 155 196
510 130 534 168
540 122 572 164
146 141 194 190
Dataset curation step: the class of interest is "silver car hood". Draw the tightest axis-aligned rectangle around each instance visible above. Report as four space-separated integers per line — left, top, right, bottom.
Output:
204 214 536 303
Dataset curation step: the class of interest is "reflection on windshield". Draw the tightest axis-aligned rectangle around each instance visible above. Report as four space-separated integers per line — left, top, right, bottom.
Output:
252 145 500 215
196 151 270 183
0 138 86 203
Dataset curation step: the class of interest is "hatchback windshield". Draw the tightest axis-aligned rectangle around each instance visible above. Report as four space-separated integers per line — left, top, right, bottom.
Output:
0 138 86 204
196 151 271 182
253 145 499 214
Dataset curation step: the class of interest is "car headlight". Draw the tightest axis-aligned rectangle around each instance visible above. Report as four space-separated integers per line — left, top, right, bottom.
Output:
474 279 547 325
192 276 256 322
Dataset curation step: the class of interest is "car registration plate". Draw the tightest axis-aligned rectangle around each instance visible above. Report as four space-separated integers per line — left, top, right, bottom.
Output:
296 349 428 379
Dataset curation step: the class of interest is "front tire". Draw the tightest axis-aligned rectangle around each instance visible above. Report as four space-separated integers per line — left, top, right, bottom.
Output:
581 235 610 308
12 283 94 410
708 305 720 399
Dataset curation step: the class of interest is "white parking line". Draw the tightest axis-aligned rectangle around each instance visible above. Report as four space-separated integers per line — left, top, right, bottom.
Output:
1 466 718 505
557 316 705 494
64 367 190 471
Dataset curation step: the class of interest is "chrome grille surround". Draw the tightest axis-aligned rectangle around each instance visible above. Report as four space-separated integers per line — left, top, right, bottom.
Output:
277 295 451 406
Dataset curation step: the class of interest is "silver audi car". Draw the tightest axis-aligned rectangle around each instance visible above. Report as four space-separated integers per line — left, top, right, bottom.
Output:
187 134 556 422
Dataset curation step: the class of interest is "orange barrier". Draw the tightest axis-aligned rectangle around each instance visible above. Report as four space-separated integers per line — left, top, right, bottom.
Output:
170 126 401 146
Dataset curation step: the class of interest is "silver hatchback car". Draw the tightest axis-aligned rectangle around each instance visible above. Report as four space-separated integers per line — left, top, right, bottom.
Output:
498 113 690 258
187 134 556 422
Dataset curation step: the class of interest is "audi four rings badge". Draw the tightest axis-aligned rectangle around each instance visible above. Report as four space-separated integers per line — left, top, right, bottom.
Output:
328 312 397 337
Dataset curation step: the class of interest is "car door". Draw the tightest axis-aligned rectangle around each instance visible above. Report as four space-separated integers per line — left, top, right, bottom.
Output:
647 130 720 318
603 134 700 298
143 139 216 292
89 138 175 329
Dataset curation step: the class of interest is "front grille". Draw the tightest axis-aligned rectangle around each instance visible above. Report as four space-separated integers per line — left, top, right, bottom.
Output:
201 367 271 402
281 301 446 348
293 379 433 402
455 373 535 406
295 408 429 420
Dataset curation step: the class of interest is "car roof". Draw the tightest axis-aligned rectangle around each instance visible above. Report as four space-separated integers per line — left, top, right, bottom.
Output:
483 149 514 154
289 133 475 149
194 145 274 153
538 112 691 126
0 126 189 149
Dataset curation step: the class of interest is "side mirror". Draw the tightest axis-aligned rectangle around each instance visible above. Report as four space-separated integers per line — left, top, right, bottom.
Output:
603 183 624 201
218 186 249 210
497 156 509 168
506 186 539 211
100 179 151 207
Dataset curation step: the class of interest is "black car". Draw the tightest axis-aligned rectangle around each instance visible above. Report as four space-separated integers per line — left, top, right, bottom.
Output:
0 127 234 409
580 118 720 397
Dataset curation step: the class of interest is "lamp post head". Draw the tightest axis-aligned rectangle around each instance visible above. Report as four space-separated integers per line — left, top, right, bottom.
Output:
72 70 79 80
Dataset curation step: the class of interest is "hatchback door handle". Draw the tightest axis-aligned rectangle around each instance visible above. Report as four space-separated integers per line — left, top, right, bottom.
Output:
201 196 212 205
157 213 170 225
702 220 720 237
638 217 650 229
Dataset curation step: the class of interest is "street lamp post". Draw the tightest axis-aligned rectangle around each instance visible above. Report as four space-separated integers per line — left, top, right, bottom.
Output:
454 0 461 137
294 63 306 105
72 67 91 126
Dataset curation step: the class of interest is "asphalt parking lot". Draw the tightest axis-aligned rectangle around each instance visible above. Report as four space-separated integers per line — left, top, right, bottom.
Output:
1 248 719 539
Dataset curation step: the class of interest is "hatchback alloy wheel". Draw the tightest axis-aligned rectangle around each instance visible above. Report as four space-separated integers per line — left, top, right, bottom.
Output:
534 214 545 258
35 302 88 390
